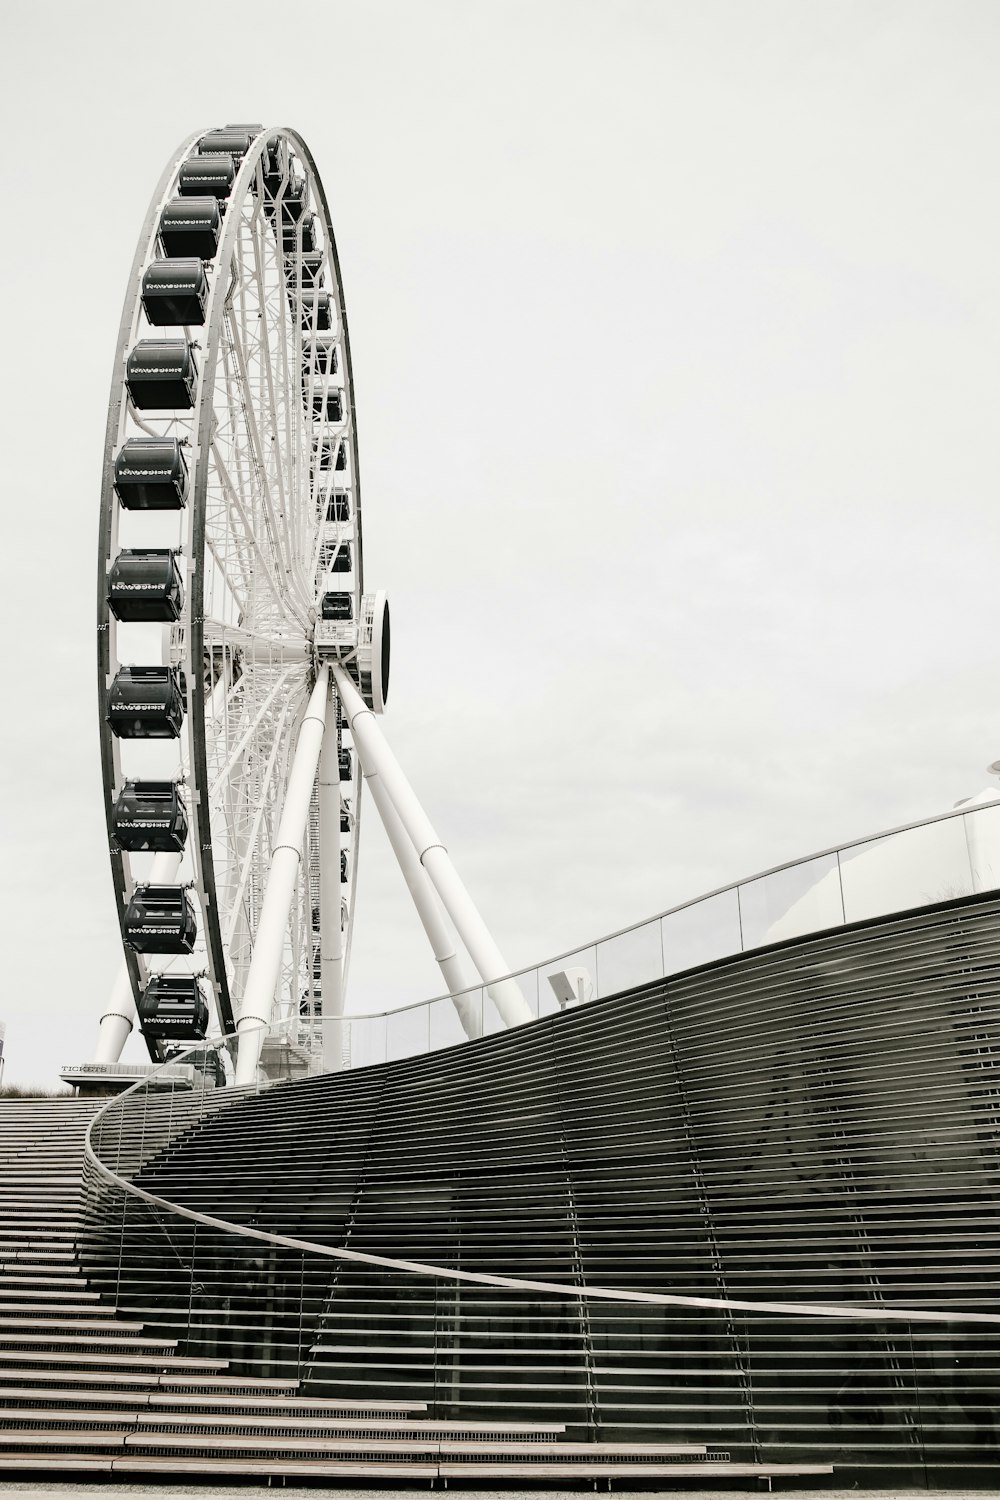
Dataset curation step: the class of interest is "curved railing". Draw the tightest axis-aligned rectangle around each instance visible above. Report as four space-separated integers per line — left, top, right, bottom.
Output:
83 1020 1000 1333
339 799 1000 1068
76 874 1000 1467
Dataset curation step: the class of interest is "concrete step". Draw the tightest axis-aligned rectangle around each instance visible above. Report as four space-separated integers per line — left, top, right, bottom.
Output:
0 1273 85 1284
0 1351 224 1372
0 1247 81 1260
0 1302 111 1316
0 1223 83 1234
0 1289 99 1303
0 1388 427 1417
0 1333 173 1350
0 1317 144 1333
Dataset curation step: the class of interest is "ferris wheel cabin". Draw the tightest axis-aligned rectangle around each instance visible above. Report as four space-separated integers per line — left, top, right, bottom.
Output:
138 975 209 1040
113 439 188 510
112 781 188 854
124 884 198 955
141 260 210 327
107 666 186 739
107 549 184 623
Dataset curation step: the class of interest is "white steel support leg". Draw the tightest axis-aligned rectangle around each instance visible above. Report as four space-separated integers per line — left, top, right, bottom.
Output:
94 963 135 1064
94 849 183 1064
362 756 480 1039
318 682 345 1071
332 665 531 1029
235 668 330 1085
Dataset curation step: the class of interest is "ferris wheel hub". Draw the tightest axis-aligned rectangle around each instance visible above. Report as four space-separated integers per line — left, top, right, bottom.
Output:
315 590 390 714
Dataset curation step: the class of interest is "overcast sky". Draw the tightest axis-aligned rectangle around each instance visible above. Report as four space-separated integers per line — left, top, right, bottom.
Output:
2 0 999 1085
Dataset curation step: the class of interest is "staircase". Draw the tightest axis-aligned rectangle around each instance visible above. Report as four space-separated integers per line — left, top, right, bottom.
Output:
0 1095 835 1482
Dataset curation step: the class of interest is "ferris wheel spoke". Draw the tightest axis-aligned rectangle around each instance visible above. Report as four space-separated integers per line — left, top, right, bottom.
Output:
207 667 299 802
202 618 307 661
204 533 250 621
268 185 307 588
223 306 310 614
248 207 301 578
209 437 310 632
222 697 297 947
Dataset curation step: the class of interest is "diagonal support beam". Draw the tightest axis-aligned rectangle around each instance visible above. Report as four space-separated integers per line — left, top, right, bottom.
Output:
332 665 531 1030
362 749 480 1040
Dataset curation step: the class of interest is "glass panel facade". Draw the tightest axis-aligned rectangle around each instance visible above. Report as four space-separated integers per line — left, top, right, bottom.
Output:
661 888 742 975
839 817 974 924
428 995 473 1054
595 920 663 998
738 851 843 950
342 808 998 1071
965 802 1000 893
347 1014 386 1069
384 1002 429 1061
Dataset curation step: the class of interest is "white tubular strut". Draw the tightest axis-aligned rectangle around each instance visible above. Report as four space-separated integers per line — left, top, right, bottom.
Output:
332 665 531 1029
94 849 183 1064
362 755 480 1039
318 682 345 1071
94 963 135 1064
235 667 330 1085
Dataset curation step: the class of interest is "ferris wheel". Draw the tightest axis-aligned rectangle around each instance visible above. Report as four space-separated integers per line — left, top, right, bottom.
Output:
95 126 530 1086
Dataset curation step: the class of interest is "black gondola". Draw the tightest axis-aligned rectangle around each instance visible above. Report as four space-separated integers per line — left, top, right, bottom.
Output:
198 128 254 158
141 260 209 326
311 389 343 423
272 175 308 221
324 492 351 524
107 550 184 622
322 591 353 621
313 437 346 472
126 341 198 411
112 781 188 853
113 439 187 510
339 748 352 781
107 666 186 739
302 337 338 376
139 976 208 1040
287 251 325 287
178 153 234 198
326 544 351 574
280 213 316 254
340 804 352 835
260 137 285 195
293 291 332 330
187 1047 226 1085
341 851 348 883
159 197 221 259
124 884 197 954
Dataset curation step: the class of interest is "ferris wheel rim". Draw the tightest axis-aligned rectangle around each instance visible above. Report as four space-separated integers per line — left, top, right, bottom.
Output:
98 125 365 1064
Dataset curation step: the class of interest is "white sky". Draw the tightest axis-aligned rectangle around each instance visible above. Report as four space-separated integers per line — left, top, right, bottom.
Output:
1 0 999 1085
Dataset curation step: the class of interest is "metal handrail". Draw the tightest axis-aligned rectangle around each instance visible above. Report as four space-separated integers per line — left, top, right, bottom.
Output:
343 796 1000 1022
82 1018 1000 1327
